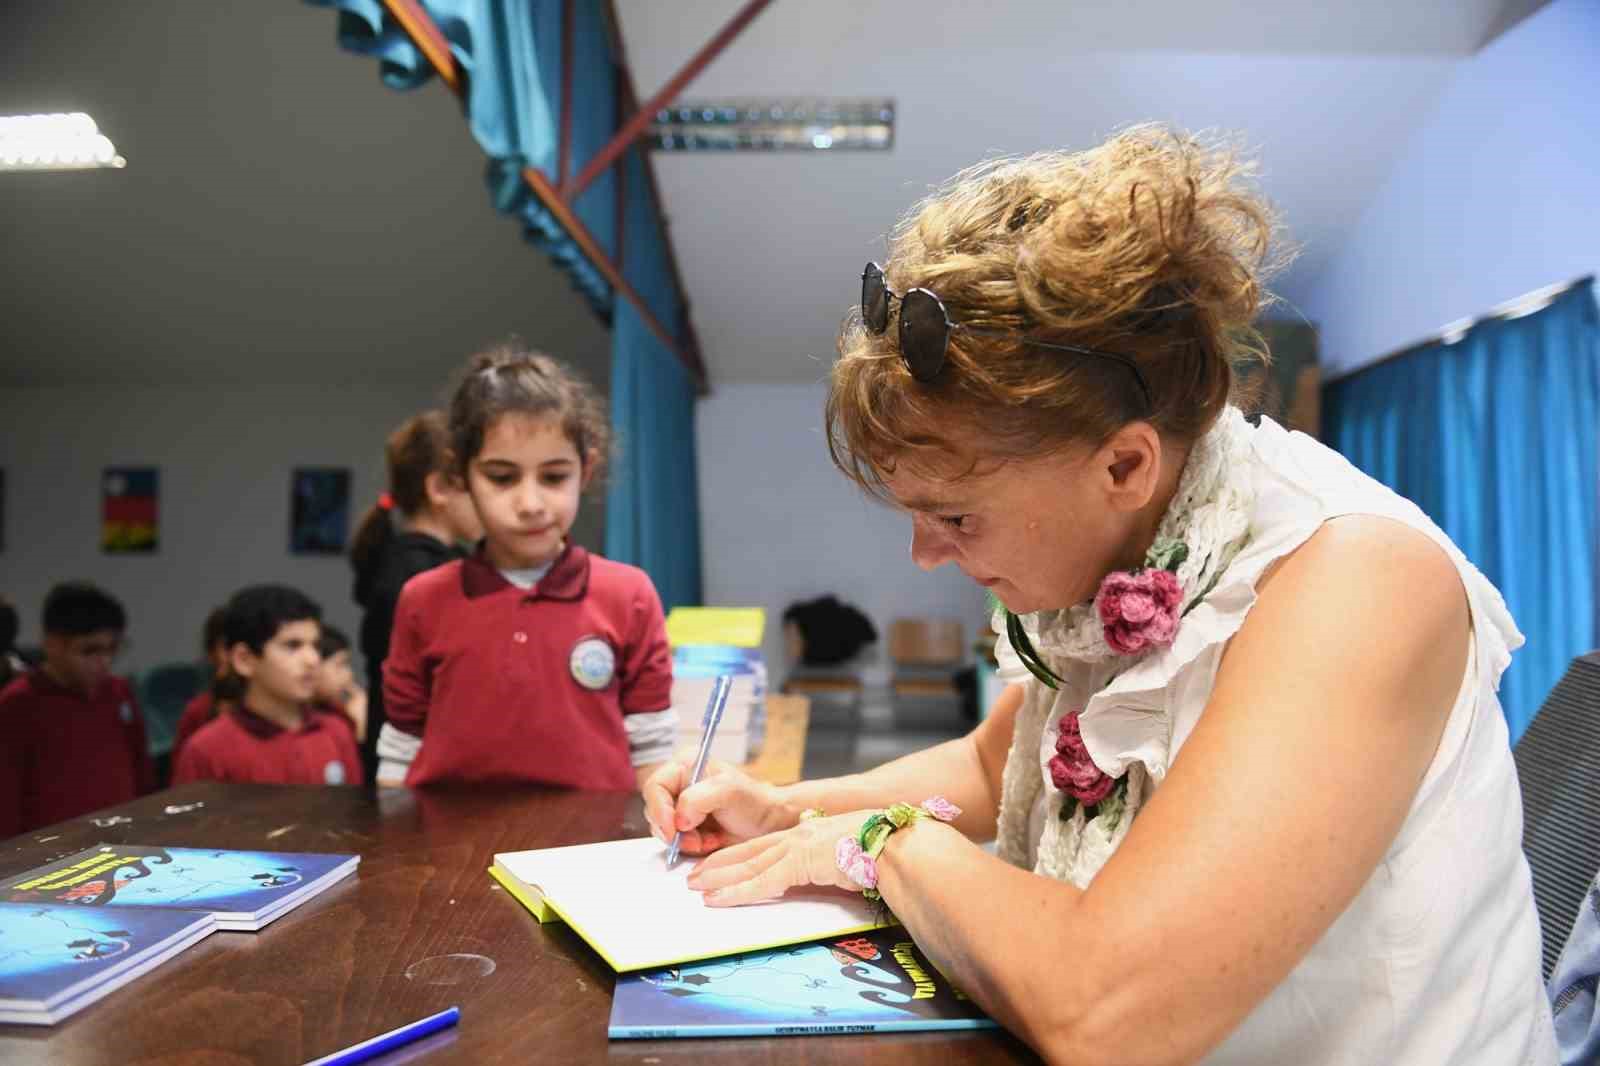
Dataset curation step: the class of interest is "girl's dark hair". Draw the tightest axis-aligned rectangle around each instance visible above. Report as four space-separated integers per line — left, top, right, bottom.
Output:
447 340 611 485
317 624 350 660
349 410 453 581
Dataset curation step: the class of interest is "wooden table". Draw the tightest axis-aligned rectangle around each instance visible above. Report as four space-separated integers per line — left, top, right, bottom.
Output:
0 784 1037 1064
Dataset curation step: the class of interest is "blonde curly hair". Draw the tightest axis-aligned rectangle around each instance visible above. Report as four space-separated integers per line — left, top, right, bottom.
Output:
826 124 1286 497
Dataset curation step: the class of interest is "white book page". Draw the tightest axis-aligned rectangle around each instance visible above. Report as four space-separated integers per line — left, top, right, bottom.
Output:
495 836 883 971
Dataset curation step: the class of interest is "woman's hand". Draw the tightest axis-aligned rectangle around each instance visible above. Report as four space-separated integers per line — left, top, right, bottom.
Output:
687 811 874 906
641 760 794 855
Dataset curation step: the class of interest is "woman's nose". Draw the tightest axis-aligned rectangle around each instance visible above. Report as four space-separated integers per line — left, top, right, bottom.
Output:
909 518 952 571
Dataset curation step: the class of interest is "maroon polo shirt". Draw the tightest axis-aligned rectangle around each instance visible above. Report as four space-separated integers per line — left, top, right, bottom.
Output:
384 544 673 790
0 670 154 838
172 690 218 758
172 703 364 787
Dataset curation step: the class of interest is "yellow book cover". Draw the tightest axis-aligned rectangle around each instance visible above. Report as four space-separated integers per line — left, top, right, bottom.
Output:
665 607 766 649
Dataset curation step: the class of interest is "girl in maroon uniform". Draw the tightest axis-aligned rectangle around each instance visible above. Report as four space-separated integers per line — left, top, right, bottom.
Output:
379 343 676 790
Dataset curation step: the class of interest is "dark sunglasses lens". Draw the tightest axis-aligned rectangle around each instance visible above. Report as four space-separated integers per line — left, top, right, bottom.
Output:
899 289 948 382
861 264 889 334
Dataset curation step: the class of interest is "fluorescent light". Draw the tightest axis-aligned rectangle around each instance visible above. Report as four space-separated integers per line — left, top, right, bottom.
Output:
0 112 126 172
649 98 894 152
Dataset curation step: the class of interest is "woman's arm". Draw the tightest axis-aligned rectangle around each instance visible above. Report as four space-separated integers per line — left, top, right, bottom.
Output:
698 518 1470 1065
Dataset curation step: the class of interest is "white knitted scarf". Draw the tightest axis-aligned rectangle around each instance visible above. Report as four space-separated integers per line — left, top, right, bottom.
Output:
995 406 1259 885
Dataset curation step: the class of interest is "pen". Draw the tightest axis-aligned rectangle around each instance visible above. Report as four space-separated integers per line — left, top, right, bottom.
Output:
303 1006 461 1066
666 674 734 868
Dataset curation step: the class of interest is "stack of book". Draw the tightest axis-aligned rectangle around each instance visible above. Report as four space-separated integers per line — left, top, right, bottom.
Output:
671 643 767 763
0 843 357 1025
665 607 768 764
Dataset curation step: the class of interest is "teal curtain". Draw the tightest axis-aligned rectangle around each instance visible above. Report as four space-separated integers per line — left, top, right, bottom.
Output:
1324 281 1600 741
311 0 703 607
309 0 614 311
604 146 703 610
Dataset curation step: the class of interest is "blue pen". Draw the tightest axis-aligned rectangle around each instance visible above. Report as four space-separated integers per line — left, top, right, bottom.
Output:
666 674 734 868
303 1006 461 1066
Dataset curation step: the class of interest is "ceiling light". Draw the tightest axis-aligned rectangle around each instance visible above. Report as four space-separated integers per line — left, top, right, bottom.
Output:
0 112 126 172
649 98 893 152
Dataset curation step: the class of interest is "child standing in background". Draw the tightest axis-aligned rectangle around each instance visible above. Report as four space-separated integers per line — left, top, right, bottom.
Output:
313 624 368 743
174 585 362 787
0 583 152 835
381 343 676 790
172 604 231 759
350 410 483 784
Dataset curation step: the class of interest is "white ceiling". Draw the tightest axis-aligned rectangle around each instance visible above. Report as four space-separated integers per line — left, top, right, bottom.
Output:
616 0 1543 383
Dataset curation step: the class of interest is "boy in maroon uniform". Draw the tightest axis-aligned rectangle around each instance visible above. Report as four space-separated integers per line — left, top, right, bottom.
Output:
174 586 363 787
0 583 153 836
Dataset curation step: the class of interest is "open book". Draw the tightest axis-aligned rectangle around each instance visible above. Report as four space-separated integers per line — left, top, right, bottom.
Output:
490 836 889 972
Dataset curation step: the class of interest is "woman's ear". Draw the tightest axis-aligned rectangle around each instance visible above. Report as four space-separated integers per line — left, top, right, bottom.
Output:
1099 422 1163 513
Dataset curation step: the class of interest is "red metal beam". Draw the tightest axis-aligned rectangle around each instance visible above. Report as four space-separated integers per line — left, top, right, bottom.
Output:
383 0 461 94
557 0 574 183
566 0 774 200
522 167 708 390
376 0 707 392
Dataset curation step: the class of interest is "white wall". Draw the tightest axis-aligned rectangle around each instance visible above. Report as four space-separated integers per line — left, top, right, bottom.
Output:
0 380 608 677
1280 0 1600 375
696 382 990 682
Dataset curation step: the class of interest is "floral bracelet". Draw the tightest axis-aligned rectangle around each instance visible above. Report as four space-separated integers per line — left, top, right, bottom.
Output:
833 797 961 901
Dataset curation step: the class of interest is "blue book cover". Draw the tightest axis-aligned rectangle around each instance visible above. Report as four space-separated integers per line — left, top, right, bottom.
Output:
0 901 215 1024
609 925 996 1039
0 844 358 930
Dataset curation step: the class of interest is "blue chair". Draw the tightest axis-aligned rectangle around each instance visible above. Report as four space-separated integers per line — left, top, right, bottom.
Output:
138 661 209 760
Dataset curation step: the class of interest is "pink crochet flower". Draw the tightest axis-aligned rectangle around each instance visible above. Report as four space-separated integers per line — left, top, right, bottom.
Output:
835 836 878 890
1095 568 1182 655
1048 710 1117 805
920 797 962 823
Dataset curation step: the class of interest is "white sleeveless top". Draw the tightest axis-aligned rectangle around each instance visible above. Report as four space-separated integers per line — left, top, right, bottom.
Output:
993 414 1557 1065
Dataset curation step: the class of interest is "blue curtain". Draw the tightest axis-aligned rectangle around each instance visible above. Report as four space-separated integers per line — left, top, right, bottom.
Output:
1324 281 1600 741
604 146 703 611
311 0 703 608
309 0 614 312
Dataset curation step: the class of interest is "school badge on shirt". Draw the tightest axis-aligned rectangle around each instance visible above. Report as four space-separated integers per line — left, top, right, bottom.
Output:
119 701 133 724
570 636 616 691
324 760 346 785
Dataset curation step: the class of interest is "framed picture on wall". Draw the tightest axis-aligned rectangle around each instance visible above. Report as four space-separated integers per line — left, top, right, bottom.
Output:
290 467 351 555
102 467 159 554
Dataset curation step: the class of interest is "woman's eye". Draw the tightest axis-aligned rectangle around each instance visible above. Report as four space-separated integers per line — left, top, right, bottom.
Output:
939 513 970 531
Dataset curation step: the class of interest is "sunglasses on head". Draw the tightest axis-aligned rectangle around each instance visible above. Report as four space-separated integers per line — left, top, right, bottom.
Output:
860 262 1154 413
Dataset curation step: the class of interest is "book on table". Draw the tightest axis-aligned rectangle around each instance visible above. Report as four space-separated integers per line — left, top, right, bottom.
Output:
0 843 359 931
490 836 890 972
608 923 997 1039
0 901 216 1025
0 842 358 1025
